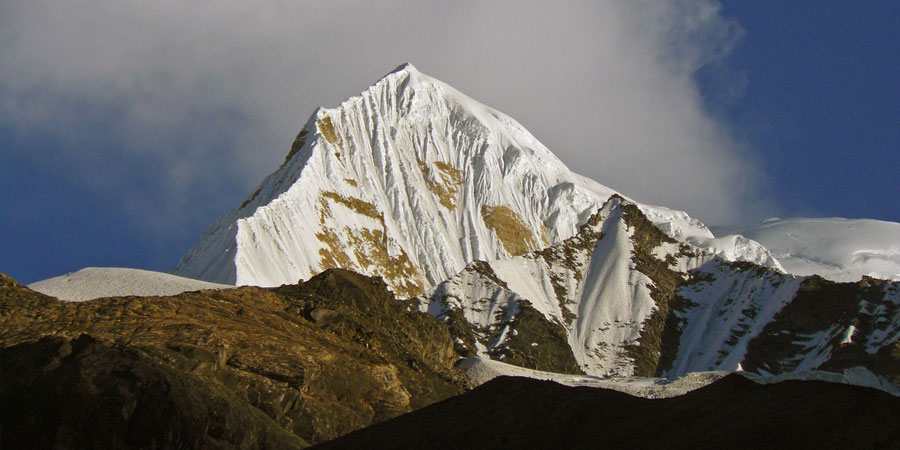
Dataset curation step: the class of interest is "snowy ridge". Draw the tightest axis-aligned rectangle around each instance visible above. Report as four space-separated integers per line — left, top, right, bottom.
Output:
712 218 900 282
641 205 783 271
28 267 231 302
175 63 778 296
742 366 900 397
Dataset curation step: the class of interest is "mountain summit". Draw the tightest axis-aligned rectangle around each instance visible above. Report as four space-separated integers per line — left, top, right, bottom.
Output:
174 64 776 295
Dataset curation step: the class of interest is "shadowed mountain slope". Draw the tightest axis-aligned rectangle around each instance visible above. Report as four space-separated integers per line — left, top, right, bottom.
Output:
313 374 900 450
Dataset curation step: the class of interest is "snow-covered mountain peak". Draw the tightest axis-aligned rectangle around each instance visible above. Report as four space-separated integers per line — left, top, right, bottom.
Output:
174 64 618 293
174 64 780 296
386 61 418 76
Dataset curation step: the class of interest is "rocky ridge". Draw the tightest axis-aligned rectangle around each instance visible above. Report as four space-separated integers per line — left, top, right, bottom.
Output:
0 270 467 448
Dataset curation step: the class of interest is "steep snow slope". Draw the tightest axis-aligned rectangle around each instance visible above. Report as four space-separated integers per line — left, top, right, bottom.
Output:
667 261 804 376
712 218 900 282
175 63 776 296
458 357 730 398
28 267 231 301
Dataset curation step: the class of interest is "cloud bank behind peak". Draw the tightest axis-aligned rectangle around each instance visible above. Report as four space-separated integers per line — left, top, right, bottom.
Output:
0 0 764 269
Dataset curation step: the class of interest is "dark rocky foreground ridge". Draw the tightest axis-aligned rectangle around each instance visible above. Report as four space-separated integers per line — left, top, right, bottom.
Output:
313 374 900 450
0 270 468 448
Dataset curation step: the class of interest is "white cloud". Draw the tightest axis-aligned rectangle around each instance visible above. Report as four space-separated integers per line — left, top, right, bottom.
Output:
0 0 763 242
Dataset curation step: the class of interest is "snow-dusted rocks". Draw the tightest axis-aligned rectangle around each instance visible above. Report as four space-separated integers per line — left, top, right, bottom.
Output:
419 196 900 380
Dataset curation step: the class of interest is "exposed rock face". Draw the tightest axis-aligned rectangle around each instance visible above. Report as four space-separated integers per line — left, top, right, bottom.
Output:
0 270 467 448
311 375 900 450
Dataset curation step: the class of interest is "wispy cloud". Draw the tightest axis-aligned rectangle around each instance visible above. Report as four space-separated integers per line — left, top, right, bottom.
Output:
0 0 762 247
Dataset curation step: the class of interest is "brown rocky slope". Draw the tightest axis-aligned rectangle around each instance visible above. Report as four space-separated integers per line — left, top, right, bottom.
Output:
0 269 468 449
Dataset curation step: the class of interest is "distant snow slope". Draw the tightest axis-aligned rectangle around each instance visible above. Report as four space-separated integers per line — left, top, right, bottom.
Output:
29 267 231 301
458 357 729 399
713 218 900 282
175 63 777 295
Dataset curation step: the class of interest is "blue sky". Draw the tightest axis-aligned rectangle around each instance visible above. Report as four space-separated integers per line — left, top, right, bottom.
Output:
712 1 899 221
1 1 897 284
